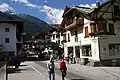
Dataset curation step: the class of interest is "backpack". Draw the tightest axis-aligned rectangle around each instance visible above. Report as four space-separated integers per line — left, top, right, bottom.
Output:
48 62 54 71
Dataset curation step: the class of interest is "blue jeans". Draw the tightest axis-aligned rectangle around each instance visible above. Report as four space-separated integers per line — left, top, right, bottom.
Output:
48 71 55 80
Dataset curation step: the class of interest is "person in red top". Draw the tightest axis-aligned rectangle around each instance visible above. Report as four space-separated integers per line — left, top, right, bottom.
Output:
60 57 67 80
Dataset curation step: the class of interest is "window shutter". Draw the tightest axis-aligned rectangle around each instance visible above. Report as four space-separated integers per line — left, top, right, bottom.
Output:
109 23 114 34
85 27 89 37
96 24 98 33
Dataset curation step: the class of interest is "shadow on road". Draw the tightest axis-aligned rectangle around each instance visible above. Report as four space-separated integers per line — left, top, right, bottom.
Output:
7 68 27 74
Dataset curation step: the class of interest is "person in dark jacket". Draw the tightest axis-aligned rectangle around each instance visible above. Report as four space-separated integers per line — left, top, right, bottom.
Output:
12 55 21 69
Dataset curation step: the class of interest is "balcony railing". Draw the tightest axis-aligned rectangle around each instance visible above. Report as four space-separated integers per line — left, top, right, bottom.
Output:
65 18 84 30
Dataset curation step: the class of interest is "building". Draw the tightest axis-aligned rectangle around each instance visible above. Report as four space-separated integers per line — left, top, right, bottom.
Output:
61 0 120 66
0 20 24 57
50 24 64 48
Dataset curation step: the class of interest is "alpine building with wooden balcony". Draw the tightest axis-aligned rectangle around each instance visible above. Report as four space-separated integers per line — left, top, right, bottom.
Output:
61 0 120 66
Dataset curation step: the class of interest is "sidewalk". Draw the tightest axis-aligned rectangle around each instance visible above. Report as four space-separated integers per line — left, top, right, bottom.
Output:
8 61 69 80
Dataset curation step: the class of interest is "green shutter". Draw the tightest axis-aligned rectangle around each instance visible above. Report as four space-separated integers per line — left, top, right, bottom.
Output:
109 23 114 34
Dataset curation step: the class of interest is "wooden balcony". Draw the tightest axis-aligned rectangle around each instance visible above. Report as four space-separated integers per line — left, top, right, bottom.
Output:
89 22 115 36
65 18 84 30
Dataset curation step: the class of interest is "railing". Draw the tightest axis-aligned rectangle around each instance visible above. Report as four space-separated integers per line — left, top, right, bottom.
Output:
0 61 7 80
65 18 84 30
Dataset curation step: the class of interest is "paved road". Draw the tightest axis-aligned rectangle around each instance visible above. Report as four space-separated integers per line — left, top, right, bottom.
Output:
34 61 91 80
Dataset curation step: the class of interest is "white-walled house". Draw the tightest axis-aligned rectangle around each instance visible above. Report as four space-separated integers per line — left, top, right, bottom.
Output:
50 24 64 48
61 0 120 66
0 20 23 57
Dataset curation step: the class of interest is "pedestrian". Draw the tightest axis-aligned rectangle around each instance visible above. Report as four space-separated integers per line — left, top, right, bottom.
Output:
12 55 21 69
60 57 67 80
70 53 73 63
47 58 55 80
66 54 69 64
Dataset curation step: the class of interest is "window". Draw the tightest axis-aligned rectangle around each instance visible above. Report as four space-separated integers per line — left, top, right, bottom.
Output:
75 46 80 58
53 34 55 40
75 31 78 41
109 23 114 34
85 27 89 37
63 34 66 42
82 45 92 57
98 22 107 33
114 5 120 17
109 44 120 56
5 28 9 32
5 38 9 43
68 33 70 42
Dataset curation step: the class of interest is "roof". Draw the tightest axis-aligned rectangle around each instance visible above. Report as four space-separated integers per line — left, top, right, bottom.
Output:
63 0 116 17
63 6 95 17
89 0 116 14
51 24 63 29
74 6 95 14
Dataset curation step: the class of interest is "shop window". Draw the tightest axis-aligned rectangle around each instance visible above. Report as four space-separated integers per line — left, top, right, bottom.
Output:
68 47 73 54
108 23 114 34
109 44 120 56
85 27 89 37
82 45 92 57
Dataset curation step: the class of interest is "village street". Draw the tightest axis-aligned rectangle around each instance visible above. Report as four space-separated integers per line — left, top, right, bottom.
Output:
8 61 120 80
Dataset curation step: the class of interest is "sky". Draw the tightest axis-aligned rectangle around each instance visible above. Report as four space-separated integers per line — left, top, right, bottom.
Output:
0 0 107 24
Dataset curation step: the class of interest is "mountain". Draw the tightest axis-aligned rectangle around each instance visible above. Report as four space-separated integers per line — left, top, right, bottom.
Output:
0 12 53 40
17 14 53 35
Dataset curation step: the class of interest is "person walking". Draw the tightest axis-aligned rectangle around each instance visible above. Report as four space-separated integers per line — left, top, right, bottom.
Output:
47 58 55 80
70 53 73 64
60 57 67 80
66 54 69 64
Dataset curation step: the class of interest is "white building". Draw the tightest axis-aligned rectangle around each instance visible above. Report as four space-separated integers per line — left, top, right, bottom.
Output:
0 20 24 56
50 24 64 48
61 0 120 66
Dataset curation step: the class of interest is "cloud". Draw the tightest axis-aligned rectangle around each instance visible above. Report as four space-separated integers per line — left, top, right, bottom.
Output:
25 3 38 8
0 3 15 13
11 0 99 24
11 0 63 24
40 5 64 24
12 0 29 4
79 3 97 8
